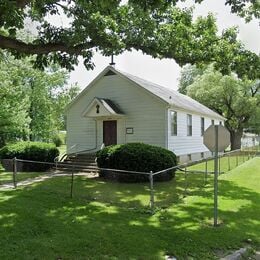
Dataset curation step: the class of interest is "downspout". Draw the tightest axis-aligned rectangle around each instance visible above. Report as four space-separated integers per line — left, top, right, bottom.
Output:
165 106 170 150
94 118 98 150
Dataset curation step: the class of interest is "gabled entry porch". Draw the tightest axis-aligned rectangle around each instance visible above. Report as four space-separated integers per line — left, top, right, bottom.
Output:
82 97 125 148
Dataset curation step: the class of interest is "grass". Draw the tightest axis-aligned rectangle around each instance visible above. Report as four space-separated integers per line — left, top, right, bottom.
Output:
187 153 252 173
0 165 42 185
0 158 259 259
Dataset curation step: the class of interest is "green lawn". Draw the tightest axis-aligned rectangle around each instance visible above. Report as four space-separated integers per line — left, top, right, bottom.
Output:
187 153 253 173
0 158 259 259
0 166 42 186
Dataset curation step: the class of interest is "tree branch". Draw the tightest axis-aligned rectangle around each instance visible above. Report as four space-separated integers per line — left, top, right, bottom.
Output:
0 35 94 55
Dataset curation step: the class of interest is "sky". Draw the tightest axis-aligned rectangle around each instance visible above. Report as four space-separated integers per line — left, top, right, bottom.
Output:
58 0 260 91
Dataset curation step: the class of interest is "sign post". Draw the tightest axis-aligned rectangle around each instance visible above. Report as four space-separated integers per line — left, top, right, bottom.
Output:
203 124 230 227
213 125 218 226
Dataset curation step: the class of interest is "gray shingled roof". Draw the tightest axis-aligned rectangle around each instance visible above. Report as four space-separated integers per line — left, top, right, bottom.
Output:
96 97 124 115
117 69 225 120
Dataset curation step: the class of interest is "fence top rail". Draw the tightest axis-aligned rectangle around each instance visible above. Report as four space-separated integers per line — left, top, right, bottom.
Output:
3 158 56 166
98 167 150 175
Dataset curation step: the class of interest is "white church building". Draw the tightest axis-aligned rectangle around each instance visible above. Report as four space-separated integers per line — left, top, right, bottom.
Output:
65 66 225 162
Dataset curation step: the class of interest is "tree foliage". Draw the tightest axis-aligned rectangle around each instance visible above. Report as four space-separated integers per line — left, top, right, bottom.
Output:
186 66 260 149
0 55 31 146
178 64 204 94
0 0 259 79
0 52 80 147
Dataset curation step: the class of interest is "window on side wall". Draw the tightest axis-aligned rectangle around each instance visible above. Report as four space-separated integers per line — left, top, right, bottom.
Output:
187 114 192 136
176 156 180 163
201 117 205 136
170 111 177 136
211 119 215 125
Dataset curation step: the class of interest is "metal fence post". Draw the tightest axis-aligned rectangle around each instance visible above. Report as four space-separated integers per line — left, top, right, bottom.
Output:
228 154 231 171
204 158 208 186
13 157 17 189
149 171 154 213
184 166 188 196
218 155 221 174
213 125 219 227
70 165 75 198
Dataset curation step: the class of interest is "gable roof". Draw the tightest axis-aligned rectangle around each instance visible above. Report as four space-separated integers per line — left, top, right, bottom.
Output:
66 66 225 120
81 97 124 118
117 69 224 120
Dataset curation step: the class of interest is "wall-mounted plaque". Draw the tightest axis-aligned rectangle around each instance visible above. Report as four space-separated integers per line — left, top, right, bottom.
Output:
126 127 134 134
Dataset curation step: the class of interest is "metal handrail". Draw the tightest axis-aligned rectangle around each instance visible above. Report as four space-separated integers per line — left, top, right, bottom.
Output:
54 144 78 164
69 143 105 156
54 143 105 166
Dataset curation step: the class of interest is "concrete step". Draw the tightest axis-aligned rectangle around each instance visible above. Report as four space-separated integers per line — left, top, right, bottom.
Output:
75 153 96 158
57 162 97 169
57 153 99 173
56 165 99 173
64 160 97 166
66 159 96 163
66 158 96 163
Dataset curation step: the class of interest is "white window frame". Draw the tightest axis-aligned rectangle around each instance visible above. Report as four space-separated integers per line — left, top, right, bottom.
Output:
170 111 177 136
201 117 205 136
187 114 192 136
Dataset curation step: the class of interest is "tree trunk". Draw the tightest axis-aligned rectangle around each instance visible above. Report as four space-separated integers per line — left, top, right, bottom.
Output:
230 129 243 150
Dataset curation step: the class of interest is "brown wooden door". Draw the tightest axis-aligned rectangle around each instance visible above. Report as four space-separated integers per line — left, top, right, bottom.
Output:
103 120 117 146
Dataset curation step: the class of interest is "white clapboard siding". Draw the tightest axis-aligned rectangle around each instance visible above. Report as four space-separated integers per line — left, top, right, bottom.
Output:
66 74 167 152
167 109 223 156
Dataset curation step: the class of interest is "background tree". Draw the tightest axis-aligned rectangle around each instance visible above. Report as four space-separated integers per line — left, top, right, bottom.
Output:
0 55 31 146
51 83 81 130
0 52 79 146
178 64 204 94
185 66 260 150
246 80 260 134
0 1 259 80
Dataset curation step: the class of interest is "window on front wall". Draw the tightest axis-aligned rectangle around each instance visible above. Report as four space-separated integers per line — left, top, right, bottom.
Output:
187 114 192 136
170 111 177 136
201 117 205 136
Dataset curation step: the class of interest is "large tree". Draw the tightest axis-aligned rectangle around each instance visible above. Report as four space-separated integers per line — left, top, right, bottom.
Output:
178 64 204 94
0 0 259 79
0 52 79 146
186 66 260 150
0 57 30 146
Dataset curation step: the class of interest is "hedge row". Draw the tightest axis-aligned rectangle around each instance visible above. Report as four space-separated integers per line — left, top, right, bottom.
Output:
0 142 59 171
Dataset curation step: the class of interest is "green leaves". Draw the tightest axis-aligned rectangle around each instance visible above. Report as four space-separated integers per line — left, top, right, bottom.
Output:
185 65 260 147
0 52 79 146
0 0 258 78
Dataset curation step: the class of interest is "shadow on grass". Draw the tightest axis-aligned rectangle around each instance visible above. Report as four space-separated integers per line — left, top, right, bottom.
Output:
0 159 259 259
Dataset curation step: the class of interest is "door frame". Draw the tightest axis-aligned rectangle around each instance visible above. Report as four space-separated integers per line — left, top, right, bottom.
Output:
103 120 117 146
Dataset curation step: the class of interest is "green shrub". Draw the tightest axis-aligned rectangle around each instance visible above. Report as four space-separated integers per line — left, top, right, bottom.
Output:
96 143 177 182
0 142 59 172
52 134 63 147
